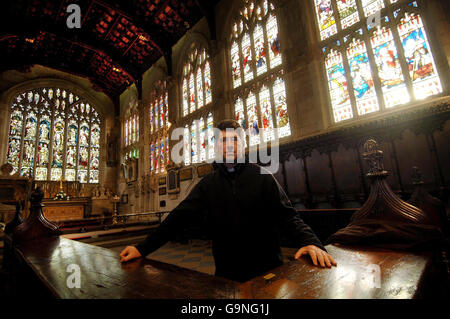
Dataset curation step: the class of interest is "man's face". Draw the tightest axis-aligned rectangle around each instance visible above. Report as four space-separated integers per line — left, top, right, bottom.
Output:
219 129 240 163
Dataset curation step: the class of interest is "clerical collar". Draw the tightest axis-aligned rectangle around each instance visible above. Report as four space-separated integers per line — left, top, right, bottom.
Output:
213 161 247 176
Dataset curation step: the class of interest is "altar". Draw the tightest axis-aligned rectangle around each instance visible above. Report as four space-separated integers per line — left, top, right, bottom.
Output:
34 179 114 221
42 198 92 222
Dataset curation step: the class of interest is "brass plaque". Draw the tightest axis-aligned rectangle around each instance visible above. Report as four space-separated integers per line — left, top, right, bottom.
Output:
179 168 193 181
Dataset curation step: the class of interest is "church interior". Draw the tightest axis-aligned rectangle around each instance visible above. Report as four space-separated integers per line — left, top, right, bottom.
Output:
0 0 449 300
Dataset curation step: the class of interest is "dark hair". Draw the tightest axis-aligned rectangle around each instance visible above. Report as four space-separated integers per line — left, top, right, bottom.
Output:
216 119 241 131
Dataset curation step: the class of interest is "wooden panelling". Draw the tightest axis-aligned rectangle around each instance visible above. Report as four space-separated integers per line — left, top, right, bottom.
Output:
433 120 450 186
306 149 332 196
332 145 361 194
284 155 305 197
278 102 450 208
395 130 435 191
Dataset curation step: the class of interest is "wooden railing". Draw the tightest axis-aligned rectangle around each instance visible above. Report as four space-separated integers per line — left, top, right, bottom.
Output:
51 211 170 231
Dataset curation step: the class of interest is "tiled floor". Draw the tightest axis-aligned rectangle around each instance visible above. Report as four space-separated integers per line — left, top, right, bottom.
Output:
110 239 298 276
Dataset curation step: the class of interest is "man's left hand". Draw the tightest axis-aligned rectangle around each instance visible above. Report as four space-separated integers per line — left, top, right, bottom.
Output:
295 245 337 268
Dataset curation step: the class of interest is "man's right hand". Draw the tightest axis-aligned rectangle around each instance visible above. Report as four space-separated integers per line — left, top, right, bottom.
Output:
120 246 142 262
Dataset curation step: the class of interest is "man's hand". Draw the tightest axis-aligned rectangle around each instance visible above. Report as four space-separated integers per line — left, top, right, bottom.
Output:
120 246 142 263
295 245 337 268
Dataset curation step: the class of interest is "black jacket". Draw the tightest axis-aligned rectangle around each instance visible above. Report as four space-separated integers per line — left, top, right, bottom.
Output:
136 161 325 282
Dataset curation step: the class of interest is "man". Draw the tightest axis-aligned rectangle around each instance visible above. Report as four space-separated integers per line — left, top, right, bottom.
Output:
120 119 336 282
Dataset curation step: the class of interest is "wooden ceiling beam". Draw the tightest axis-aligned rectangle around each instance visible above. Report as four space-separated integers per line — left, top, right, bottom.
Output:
0 24 140 81
94 0 166 56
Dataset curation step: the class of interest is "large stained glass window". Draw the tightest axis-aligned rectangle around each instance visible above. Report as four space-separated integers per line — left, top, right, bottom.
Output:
231 0 283 88
231 0 291 146
6 88 101 183
315 1 443 123
181 46 212 116
149 81 170 174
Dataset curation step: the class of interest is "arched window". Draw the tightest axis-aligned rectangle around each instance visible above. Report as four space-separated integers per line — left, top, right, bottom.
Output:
183 113 215 166
230 0 291 146
124 114 139 147
149 81 170 174
314 0 443 123
181 45 212 117
123 98 139 162
6 88 101 183
180 43 215 166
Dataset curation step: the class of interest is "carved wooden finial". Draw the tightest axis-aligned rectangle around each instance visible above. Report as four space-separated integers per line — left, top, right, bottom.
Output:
349 139 428 224
31 185 45 204
362 139 388 177
411 166 424 185
12 186 60 244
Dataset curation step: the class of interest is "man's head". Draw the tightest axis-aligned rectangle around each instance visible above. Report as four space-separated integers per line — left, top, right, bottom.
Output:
215 119 245 164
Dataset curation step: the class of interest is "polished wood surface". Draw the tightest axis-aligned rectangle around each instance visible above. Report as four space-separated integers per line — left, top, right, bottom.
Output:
15 237 237 299
238 244 430 299
13 237 431 299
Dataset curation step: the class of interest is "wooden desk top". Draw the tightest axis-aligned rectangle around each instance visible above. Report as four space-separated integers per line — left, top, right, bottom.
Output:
237 245 430 299
14 237 431 299
14 237 237 299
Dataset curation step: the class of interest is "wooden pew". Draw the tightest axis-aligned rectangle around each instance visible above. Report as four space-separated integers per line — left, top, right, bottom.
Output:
4 184 431 299
10 235 431 299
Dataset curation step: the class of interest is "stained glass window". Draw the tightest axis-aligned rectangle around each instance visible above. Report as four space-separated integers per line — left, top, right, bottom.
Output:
231 41 242 88
315 1 443 123
325 49 353 122
149 82 170 174
124 112 139 147
181 47 212 116
231 0 291 146
337 0 359 29
183 116 215 165
150 144 154 172
184 125 191 166
231 0 283 87
207 113 215 160
6 88 101 183
191 122 198 164
272 78 292 138
397 13 442 99
235 77 291 146
246 92 260 146
361 0 385 17
235 98 246 130
347 38 380 115
314 0 337 40
371 27 410 107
